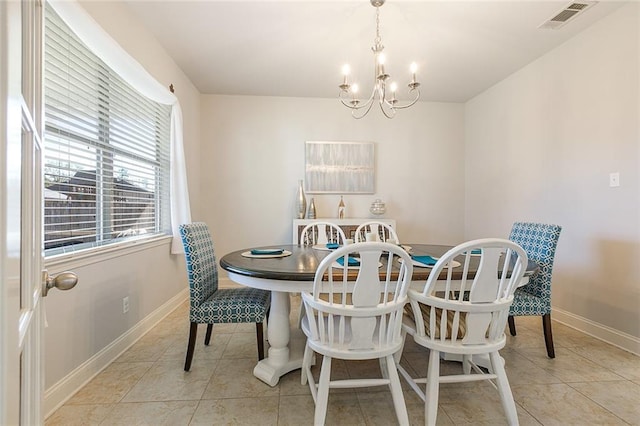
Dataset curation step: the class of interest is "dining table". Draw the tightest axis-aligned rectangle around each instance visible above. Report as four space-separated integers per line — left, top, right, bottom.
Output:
219 243 538 387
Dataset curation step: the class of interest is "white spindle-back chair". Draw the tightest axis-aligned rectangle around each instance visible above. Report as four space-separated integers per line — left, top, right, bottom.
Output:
354 221 400 244
301 242 413 425
398 238 528 426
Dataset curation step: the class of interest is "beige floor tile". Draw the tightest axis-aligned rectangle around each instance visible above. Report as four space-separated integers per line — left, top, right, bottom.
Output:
190 396 279 425
158 332 232 363
122 359 218 402
567 340 640 381
68 361 153 404
151 313 190 336
277 394 317 426
357 390 446 426
500 349 562 385
513 383 626 424
278 368 312 396
116 332 180 363
521 347 625 383
437 383 520 424
221 330 264 359
45 403 114 426
100 400 198 425
279 393 367 426
570 380 640 425
201 358 280 399
235 321 259 333
504 326 548 351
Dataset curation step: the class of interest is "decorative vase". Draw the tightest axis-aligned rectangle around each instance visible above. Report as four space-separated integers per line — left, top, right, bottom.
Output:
296 180 306 219
338 196 345 219
307 198 316 219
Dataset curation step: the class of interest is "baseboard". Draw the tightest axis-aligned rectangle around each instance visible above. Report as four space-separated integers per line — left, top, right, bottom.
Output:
552 307 640 356
44 288 189 418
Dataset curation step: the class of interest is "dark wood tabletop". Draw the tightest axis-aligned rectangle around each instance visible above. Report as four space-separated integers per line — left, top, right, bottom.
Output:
219 244 538 282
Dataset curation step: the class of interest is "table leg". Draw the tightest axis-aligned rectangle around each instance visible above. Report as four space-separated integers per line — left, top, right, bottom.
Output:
253 291 306 386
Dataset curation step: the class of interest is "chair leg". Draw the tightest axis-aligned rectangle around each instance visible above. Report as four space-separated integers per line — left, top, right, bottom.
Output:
184 322 198 372
315 355 332 426
462 354 472 375
204 324 213 345
256 322 265 361
301 342 314 387
386 354 410 426
490 351 519 425
542 314 555 359
425 349 440 426
508 315 517 336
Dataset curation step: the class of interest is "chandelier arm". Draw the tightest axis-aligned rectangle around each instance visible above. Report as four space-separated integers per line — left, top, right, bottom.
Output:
338 87 376 111
386 89 421 110
352 99 376 119
378 101 396 119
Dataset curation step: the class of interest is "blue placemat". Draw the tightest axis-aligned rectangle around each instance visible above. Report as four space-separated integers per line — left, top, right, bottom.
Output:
411 255 437 266
336 256 360 266
470 249 481 255
326 243 340 249
250 248 285 255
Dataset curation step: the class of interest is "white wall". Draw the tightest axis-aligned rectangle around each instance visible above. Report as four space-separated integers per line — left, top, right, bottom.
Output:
465 4 639 345
44 0 201 412
199 96 465 258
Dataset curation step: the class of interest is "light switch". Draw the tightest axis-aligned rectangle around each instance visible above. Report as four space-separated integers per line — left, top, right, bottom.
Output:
609 172 620 187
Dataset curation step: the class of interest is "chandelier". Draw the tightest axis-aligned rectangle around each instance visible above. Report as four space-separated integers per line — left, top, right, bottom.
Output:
339 0 420 119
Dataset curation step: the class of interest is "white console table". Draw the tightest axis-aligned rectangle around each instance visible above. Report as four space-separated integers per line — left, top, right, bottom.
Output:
292 218 396 244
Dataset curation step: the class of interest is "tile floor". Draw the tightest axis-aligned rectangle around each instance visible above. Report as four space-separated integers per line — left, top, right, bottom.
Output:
46 296 640 425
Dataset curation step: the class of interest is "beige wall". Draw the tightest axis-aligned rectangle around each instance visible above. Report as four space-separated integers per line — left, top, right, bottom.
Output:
464 4 639 343
199 95 466 259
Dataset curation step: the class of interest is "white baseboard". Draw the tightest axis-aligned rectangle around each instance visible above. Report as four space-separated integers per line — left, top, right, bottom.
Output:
552 307 640 356
44 288 189 418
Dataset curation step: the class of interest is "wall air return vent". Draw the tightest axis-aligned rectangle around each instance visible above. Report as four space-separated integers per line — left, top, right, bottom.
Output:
539 1 596 29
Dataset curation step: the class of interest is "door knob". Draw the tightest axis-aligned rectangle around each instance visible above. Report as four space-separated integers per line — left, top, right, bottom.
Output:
42 270 78 297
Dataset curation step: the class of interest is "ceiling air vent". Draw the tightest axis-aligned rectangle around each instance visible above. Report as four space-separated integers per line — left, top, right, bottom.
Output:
539 1 596 30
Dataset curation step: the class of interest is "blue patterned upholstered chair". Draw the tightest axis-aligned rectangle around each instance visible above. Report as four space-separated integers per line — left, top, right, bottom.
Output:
508 222 562 358
179 222 271 371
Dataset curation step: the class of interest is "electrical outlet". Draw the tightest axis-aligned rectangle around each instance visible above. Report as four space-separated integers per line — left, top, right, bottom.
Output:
122 296 130 313
609 172 620 187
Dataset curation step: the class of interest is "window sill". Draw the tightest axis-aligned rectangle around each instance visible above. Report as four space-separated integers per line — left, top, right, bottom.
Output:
44 234 174 273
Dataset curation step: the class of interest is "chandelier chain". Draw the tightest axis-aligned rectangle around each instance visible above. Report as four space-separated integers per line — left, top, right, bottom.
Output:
375 7 381 46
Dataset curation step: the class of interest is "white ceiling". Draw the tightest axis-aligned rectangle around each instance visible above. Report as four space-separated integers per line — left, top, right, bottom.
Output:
121 0 625 102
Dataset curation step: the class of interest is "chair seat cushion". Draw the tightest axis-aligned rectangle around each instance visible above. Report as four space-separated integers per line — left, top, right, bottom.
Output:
403 303 467 339
190 287 270 324
509 287 549 316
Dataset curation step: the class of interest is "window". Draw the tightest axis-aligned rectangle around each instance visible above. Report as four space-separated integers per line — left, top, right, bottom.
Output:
43 4 171 255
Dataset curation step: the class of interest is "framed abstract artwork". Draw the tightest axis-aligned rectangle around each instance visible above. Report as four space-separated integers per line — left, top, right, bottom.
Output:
305 141 375 193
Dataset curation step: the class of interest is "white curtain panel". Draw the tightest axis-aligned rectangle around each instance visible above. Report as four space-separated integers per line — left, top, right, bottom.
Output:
49 0 192 254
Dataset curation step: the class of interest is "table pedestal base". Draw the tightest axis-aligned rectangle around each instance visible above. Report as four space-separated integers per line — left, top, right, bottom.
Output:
252 290 310 386
254 329 307 386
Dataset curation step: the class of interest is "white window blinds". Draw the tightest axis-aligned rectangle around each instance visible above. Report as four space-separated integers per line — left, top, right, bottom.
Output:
44 4 171 255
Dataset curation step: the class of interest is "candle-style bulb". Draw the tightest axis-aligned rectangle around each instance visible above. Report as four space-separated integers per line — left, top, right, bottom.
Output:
390 82 398 93
351 84 359 95
410 62 418 74
342 64 351 76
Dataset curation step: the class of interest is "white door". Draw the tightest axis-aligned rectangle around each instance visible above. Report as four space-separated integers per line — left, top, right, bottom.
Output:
0 0 44 423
